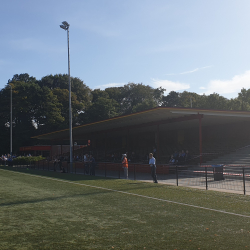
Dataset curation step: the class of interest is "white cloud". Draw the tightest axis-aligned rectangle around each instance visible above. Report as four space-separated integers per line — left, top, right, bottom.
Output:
94 82 126 90
180 65 213 75
165 65 213 76
200 70 250 98
180 68 199 75
151 78 190 93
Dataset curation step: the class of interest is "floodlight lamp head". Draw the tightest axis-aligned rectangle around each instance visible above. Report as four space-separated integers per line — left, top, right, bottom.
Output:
60 21 70 30
62 21 70 27
60 24 67 30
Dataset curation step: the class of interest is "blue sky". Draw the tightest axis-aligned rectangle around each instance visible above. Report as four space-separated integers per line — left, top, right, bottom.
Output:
1 0 250 99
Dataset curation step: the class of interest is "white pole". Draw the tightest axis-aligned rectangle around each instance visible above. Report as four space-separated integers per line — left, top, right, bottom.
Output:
60 21 73 173
67 27 73 173
10 85 12 158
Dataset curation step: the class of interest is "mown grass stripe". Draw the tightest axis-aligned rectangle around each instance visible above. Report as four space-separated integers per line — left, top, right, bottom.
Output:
1 168 250 219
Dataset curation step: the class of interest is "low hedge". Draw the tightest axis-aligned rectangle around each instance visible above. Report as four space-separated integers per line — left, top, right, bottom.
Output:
12 156 45 165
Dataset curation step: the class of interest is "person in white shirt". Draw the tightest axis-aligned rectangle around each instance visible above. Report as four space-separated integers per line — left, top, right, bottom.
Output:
149 153 158 183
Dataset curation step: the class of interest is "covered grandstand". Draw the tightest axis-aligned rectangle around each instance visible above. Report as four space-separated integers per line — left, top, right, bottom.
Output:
32 107 250 165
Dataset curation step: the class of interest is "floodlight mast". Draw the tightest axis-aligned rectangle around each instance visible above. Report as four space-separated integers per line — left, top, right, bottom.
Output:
60 21 73 173
10 84 12 158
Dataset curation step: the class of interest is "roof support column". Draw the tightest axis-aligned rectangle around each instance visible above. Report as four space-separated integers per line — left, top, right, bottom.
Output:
199 114 202 165
104 133 107 160
73 136 75 162
156 124 160 161
50 140 53 160
126 129 129 155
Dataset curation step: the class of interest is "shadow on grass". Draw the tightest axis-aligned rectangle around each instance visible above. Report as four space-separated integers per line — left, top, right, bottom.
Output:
0 166 156 194
0 190 111 207
0 166 107 181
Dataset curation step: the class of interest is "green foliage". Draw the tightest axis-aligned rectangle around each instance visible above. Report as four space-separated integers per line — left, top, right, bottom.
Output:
39 74 92 127
12 156 45 165
120 83 165 114
0 73 92 154
236 88 250 111
163 90 232 110
83 97 119 122
162 91 180 107
10 73 36 83
1 73 250 156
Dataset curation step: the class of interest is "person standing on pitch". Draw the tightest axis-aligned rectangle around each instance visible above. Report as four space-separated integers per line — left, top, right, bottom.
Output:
149 153 158 183
122 154 128 179
89 155 96 176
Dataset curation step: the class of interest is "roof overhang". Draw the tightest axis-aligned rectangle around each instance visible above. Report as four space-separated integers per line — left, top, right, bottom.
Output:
32 107 250 141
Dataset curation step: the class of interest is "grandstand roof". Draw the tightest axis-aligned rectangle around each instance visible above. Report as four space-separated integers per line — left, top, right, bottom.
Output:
32 107 250 141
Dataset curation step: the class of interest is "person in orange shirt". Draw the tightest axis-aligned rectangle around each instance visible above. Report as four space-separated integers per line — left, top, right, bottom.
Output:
122 154 128 179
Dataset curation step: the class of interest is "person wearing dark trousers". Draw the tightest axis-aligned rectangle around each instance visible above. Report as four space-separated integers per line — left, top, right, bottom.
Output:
149 153 158 183
89 155 96 176
53 159 57 171
84 154 89 174
59 158 65 173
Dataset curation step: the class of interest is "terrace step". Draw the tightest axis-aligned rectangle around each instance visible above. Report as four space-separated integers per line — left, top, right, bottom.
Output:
205 146 250 165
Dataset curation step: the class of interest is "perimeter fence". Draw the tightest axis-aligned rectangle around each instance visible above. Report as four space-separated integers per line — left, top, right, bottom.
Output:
5 160 250 195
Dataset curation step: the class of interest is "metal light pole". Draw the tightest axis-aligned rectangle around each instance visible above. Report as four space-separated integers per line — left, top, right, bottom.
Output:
60 21 73 172
10 84 12 158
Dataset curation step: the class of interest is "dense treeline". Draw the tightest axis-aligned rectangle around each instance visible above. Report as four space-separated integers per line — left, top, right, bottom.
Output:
0 73 249 154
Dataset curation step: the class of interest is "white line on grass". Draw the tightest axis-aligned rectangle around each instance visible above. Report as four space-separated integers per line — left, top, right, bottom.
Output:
1 168 250 219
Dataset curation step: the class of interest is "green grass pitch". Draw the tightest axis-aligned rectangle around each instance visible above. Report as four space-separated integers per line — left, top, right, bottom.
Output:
1 166 250 249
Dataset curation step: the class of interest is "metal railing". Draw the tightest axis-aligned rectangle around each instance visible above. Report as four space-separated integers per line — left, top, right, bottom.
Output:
4 161 250 195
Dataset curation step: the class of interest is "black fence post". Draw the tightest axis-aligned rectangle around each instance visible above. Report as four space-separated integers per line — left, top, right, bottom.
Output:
134 164 136 180
243 167 246 195
205 167 208 190
176 165 178 186
105 163 107 178
118 164 120 179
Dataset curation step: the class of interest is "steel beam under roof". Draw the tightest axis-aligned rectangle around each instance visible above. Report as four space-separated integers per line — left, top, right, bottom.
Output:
32 107 250 141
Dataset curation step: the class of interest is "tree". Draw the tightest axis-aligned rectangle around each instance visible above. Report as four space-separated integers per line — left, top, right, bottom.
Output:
0 74 67 154
83 97 119 122
38 74 92 126
178 91 200 108
132 98 157 113
39 74 92 103
162 91 180 107
9 73 36 83
0 86 12 154
105 87 124 105
91 89 109 102
0 81 38 153
34 86 65 133
120 83 165 114
237 88 250 111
